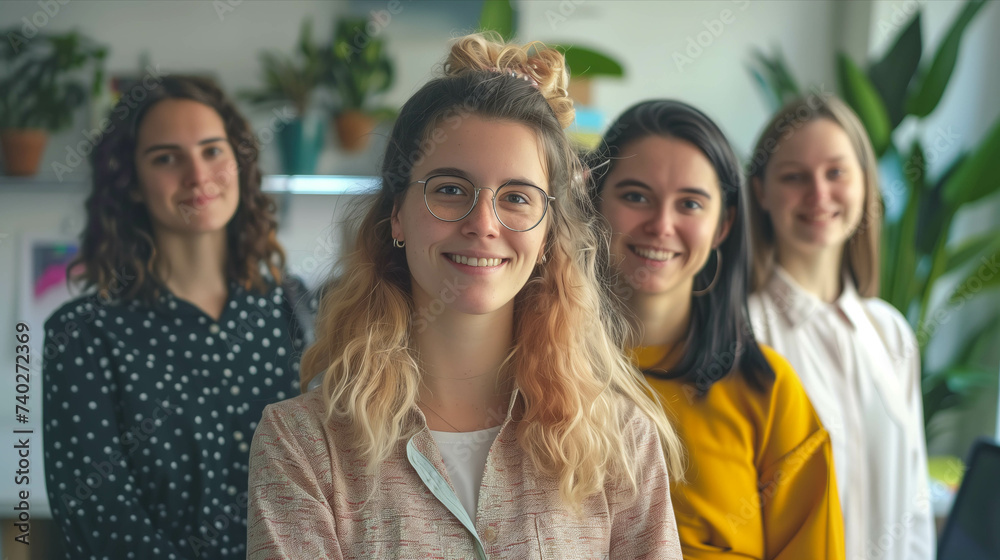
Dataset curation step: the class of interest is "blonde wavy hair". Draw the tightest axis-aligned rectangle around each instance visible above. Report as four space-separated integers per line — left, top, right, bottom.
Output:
301 33 683 510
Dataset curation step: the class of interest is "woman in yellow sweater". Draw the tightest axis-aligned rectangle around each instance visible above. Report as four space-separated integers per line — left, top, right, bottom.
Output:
589 99 845 559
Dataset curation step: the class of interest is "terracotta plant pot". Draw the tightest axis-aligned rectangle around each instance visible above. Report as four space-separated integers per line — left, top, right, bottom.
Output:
1 129 49 176
334 111 376 153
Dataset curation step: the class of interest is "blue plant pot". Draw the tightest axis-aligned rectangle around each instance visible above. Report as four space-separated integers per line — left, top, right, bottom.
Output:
278 117 324 175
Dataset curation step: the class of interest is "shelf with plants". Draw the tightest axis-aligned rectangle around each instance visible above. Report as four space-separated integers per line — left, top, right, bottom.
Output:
240 15 398 175
0 28 107 177
0 174 378 196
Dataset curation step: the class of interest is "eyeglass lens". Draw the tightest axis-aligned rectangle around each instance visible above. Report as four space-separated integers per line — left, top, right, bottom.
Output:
423 175 548 231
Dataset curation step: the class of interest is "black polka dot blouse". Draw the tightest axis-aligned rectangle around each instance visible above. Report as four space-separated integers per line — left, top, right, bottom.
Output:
42 279 312 559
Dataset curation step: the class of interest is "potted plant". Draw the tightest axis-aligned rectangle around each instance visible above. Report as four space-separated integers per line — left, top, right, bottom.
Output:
478 0 624 148
242 20 325 175
323 17 396 152
0 29 107 176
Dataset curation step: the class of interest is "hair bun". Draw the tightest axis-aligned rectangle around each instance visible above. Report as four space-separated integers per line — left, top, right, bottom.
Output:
445 32 575 129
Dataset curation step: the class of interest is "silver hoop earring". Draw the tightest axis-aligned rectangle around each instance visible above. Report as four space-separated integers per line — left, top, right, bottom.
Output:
392 238 405 248
692 248 722 296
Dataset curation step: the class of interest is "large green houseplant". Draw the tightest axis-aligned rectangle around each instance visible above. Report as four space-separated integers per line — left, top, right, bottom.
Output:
241 20 325 175
748 0 1000 441
322 17 396 152
0 29 107 176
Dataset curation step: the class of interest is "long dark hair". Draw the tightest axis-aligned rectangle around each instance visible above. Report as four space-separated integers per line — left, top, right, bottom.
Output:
71 74 285 303
589 99 773 394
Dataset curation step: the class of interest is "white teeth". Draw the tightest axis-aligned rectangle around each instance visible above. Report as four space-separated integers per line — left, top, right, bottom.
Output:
449 255 502 267
632 246 676 262
803 211 838 221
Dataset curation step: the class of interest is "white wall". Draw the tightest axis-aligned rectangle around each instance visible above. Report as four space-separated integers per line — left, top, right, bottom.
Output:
518 0 840 156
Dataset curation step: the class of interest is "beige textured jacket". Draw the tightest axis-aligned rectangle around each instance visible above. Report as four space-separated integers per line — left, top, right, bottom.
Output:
247 389 682 559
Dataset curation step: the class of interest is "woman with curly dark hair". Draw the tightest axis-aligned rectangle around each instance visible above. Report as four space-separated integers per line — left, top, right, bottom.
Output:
42 75 312 559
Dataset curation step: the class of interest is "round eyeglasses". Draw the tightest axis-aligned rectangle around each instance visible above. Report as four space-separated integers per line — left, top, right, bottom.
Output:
410 174 555 232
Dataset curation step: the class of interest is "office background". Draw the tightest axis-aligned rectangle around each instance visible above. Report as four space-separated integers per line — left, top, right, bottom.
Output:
1 1 997 555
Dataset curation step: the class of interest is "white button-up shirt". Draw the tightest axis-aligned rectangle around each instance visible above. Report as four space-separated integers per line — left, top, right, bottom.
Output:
749 267 935 560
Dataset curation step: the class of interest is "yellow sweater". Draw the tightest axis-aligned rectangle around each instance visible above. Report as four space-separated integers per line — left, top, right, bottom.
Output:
637 344 845 560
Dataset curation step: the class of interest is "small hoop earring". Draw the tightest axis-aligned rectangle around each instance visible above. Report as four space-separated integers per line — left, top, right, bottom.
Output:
692 247 722 297
392 238 405 248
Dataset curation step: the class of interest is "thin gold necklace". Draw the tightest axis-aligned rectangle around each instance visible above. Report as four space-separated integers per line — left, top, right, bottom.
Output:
420 401 463 432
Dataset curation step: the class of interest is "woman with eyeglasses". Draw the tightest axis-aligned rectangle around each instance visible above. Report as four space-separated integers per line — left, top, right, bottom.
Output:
746 95 934 560
590 99 845 559
246 34 684 559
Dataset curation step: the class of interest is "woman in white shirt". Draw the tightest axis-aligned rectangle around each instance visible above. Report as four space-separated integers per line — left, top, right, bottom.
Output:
745 94 935 560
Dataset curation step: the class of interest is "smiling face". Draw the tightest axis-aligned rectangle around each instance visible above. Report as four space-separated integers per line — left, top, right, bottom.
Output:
134 99 240 239
598 135 731 297
755 118 865 257
390 116 549 318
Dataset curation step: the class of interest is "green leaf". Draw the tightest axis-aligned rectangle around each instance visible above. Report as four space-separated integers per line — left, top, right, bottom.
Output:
955 312 1000 366
881 218 900 305
942 117 1000 207
948 247 1000 304
922 366 995 428
366 106 399 121
772 50 801 99
555 45 624 78
837 52 892 155
917 219 953 336
945 368 996 395
747 47 800 105
868 12 922 128
748 66 783 112
479 0 517 41
945 231 1000 273
922 375 956 430
891 169 921 313
916 193 948 257
906 0 986 117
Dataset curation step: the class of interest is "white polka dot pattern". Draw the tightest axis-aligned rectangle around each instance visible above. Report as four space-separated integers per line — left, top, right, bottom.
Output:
43 280 313 558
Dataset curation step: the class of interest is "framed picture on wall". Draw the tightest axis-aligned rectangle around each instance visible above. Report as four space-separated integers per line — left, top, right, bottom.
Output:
18 235 82 338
